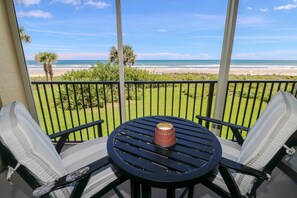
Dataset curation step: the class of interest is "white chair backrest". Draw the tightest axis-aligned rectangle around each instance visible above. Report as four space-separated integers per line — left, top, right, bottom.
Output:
0 101 70 197
236 91 297 194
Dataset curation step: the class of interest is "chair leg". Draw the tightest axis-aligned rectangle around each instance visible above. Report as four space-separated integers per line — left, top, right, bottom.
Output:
130 181 141 198
219 166 241 198
114 187 124 198
142 185 151 198
188 186 194 198
167 188 175 198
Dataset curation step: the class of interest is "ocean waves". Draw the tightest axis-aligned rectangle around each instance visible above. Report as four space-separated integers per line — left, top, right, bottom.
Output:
26 60 297 70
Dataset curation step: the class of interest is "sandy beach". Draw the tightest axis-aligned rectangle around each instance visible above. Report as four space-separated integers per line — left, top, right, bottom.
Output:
28 67 297 77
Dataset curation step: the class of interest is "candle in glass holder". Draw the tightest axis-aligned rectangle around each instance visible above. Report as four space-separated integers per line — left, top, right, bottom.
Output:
154 122 176 147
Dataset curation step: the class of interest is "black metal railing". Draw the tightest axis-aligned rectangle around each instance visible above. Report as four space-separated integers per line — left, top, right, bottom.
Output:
31 80 297 142
218 80 297 139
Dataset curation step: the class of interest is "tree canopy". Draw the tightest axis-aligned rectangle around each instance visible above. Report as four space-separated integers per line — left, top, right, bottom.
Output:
35 52 57 81
109 45 136 66
19 27 31 43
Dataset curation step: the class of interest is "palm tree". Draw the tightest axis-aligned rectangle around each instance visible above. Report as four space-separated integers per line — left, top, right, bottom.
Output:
19 27 31 43
109 45 136 66
35 52 57 81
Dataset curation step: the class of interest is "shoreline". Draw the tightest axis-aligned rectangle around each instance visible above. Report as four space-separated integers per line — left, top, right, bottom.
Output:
28 67 297 77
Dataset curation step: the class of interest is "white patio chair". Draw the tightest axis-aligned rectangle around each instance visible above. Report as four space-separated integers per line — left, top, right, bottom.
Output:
0 101 126 197
195 91 297 198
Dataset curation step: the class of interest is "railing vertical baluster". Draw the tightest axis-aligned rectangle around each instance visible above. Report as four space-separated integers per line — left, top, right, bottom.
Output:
267 82 275 102
290 82 296 94
103 84 109 134
50 84 61 132
110 84 116 130
191 83 198 121
157 83 160 115
284 82 289 92
256 82 267 119
135 83 138 118
226 82 237 139
150 84 153 116
241 82 251 127
73 84 82 141
58 84 67 131
164 83 167 116
36 84 49 135
200 83 205 117
205 83 214 129
222 81 230 134
117 82 122 125
65 84 75 141
88 84 96 137
234 83 245 126
142 84 145 117
110 84 115 129
80 84 89 140
95 84 103 136
43 83 55 134
178 83 182 118
277 82 282 91
185 83 190 119
248 82 259 128
127 83 131 120
171 83 175 116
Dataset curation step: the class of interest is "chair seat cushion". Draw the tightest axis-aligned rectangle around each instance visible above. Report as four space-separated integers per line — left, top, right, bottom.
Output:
217 137 241 161
60 137 121 198
211 137 241 193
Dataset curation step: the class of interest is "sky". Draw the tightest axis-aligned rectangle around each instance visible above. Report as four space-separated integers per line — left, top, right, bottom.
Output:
14 0 297 60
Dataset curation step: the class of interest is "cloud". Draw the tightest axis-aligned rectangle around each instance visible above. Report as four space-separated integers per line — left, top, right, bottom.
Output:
274 1 297 10
60 0 81 6
233 50 297 60
236 35 297 41
237 16 267 26
157 29 168 33
57 52 109 60
57 0 111 8
233 53 257 59
17 10 52 18
84 0 111 9
137 52 209 60
16 0 40 7
259 8 268 12
246 7 252 10
28 28 116 37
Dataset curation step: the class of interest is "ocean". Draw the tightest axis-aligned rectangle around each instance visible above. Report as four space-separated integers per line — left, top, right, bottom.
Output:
26 60 297 69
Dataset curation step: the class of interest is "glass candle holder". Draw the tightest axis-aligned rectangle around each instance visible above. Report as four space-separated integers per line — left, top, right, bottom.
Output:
154 122 176 147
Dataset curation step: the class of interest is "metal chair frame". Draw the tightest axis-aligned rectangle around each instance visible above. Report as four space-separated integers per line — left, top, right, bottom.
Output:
196 115 297 198
0 119 126 198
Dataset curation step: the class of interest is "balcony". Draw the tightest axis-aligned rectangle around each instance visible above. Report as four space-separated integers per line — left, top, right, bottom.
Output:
1 0 297 197
28 79 297 197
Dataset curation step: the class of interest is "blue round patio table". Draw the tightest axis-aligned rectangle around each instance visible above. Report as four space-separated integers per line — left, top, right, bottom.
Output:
107 116 222 198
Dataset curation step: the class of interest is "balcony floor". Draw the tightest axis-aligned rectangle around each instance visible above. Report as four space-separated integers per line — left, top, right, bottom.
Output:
102 168 297 198
0 166 296 197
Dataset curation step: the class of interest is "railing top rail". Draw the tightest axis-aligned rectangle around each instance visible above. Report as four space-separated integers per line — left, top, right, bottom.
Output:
125 80 218 84
31 80 218 84
228 80 297 83
31 80 297 85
